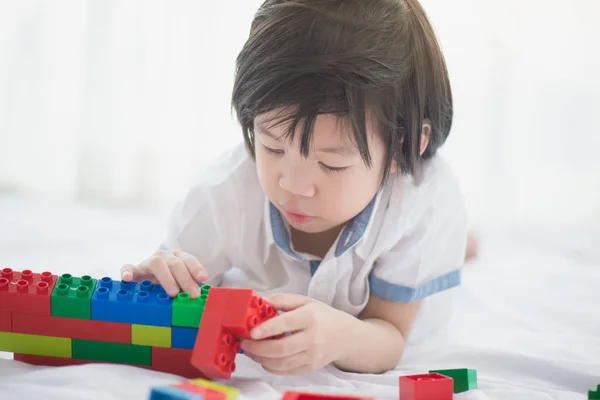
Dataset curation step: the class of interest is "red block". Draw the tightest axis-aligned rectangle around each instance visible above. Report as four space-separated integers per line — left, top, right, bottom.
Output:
0 268 58 316
191 290 237 380
0 311 11 332
399 373 453 400
12 313 131 343
151 347 206 379
219 289 277 338
174 381 227 400
191 288 279 380
13 353 92 366
281 391 375 400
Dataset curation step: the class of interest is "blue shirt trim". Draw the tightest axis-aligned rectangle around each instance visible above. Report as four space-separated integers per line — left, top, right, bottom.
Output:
369 269 461 302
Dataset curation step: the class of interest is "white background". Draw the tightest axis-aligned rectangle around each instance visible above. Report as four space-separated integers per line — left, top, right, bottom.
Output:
0 0 598 229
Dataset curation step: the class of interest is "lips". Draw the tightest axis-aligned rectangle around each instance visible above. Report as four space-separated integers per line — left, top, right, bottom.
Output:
281 207 314 224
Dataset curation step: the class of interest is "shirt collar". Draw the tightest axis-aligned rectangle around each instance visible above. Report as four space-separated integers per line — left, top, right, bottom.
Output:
265 190 382 260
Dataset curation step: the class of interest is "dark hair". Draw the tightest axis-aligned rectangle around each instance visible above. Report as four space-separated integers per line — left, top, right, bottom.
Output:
231 0 453 180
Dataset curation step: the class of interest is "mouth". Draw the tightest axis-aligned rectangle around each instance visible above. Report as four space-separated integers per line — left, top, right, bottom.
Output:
281 207 314 224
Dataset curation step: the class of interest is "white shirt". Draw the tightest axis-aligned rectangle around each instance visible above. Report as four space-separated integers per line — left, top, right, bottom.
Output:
161 142 468 342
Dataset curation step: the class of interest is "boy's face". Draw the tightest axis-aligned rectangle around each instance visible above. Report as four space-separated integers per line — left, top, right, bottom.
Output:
254 109 389 234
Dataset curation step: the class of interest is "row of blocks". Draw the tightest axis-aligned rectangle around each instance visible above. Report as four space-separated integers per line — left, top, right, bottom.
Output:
0 268 210 328
1 312 199 349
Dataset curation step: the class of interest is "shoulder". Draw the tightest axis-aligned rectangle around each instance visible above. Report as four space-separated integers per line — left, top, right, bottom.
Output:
385 154 466 236
181 142 263 213
165 142 265 246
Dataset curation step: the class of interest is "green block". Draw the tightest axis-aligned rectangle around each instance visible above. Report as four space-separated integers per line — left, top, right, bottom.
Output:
172 285 211 328
589 384 600 400
0 332 71 357
51 273 97 319
429 368 477 393
72 339 151 365
132 324 171 348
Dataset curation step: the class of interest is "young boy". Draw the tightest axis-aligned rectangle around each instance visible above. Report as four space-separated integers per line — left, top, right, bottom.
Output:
121 0 469 376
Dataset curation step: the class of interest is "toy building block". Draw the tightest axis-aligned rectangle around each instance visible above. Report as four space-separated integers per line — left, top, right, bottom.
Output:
191 290 237 380
172 284 211 328
51 273 97 319
399 373 453 400
0 268 58 315
132 324 171 348
172 326 198 349
91 277 173 326
429 368 477 393
187 379 239 400
280 392 375 400
218 288 277 339
12 312 131 343
0 310 11 332
589 384 600 400
13 353 93 366
151 347 205 379
148 385 205 400
72 338 151 365
191 288 279 379
0 331 72 357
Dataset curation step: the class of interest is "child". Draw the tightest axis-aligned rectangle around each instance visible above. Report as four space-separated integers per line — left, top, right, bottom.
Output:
121 0 469 376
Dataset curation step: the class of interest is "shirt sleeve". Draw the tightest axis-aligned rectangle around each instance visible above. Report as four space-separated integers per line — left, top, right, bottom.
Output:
368 162 468 303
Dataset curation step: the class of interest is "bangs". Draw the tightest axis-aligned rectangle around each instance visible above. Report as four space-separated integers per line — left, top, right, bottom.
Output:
248 75 381 167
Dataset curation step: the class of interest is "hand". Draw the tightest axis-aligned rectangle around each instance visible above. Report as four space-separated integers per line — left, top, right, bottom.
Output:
240 294 354 375
120 250 208 298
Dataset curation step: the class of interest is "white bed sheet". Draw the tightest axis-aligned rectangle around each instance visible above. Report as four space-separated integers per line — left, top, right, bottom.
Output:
0 195 599 400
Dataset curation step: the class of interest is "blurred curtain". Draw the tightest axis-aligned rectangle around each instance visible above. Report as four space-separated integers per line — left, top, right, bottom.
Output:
0 0 598 227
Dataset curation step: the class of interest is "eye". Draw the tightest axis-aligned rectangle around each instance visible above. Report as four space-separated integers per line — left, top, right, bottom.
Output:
319 162 348 174
262 144 284 156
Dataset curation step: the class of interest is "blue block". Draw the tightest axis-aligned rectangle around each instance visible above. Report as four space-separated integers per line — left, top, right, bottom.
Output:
171 326 198 349
91 277 173 326
149 386 203 400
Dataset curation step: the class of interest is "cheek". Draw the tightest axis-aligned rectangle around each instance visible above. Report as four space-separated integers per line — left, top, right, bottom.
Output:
319 170 380 219
255 151 278 192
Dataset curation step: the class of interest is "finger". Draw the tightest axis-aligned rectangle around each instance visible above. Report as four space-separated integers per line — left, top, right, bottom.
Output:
120 264 157 283
241 331 309 358
266 294 314 312
162 253 201 298
250 308 310 340
173 251 207 282
248 351 311 375
140 255 180 297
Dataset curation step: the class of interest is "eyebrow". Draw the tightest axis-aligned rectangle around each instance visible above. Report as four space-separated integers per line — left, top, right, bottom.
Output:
256 122 356 156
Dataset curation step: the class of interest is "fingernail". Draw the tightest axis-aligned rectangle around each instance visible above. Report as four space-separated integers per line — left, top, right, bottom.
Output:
122 271 132 281
196 271 207 281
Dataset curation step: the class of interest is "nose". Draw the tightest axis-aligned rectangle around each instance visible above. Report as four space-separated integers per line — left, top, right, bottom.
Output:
279 169 315 198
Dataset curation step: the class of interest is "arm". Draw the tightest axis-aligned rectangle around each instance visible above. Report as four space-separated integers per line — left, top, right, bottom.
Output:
333 295 422 374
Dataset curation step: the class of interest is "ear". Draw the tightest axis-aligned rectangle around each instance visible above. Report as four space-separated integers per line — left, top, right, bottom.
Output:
420 123 431 156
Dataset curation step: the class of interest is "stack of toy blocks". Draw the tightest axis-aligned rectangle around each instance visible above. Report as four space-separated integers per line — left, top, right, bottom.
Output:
0 268 276 379
399 368 478 400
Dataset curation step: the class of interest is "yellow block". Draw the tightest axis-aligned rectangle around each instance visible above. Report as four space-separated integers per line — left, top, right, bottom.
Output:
131 324 171 348
0 332 71 357
189 378 239 400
